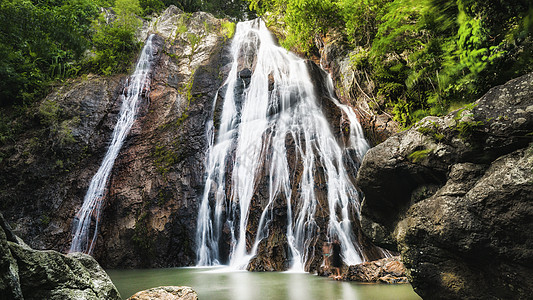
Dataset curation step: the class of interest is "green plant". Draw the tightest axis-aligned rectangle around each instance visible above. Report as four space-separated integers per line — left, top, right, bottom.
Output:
221 20 236 40
40 214 51 226
0 0 98 106
408 148 432 163
417 121 445 141
38 100 61 126
454 120 483 140
86 0 142 75
246 0 532 127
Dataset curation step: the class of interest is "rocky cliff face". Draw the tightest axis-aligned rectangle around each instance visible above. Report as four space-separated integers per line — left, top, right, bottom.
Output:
1 7 387 272
0 6 231 268
0 75 124 252
0 213 120 299
357 73 533 299
94 7 231 268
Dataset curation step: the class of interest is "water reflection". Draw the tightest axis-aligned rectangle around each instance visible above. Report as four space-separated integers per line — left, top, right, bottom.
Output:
107 267 421 300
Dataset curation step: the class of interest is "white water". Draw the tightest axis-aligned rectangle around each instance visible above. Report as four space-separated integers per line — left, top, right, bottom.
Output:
196 20 370 270
70 35 155 254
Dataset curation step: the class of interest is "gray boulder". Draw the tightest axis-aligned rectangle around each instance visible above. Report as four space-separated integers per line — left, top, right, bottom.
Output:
0 213 120 300
357 73 533 299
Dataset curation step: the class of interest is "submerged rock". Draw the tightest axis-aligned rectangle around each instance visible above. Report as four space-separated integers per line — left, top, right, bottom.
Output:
0 213 120 300
128 286 198 300
357 73 533 299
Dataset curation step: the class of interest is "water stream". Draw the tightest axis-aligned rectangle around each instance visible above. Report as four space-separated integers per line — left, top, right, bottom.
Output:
196 20 371 270
69 34 155 254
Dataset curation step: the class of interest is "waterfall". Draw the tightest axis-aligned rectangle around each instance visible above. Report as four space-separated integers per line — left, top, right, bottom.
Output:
196 20 370 270
70 34 155 254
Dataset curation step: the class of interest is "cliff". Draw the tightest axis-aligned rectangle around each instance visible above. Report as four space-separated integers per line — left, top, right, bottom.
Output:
0 6 231 268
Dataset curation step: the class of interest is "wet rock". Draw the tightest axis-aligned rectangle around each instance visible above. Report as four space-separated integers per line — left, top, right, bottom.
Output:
0 74 124 252
128 286 198 300
0 213 120 300
317 35 399 146
240 59 385 273
345 256 408 283
357 73 533 299
94 8 231 268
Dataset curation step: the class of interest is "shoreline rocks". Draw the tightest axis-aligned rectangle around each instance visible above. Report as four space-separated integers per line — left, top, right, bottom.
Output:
317 256 408 284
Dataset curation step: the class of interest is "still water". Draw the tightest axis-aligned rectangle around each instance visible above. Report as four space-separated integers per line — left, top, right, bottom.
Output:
108 267 422 300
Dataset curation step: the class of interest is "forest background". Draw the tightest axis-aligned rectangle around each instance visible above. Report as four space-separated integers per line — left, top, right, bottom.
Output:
1 0 531 140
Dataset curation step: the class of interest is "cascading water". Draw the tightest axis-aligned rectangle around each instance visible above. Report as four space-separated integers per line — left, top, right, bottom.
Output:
70 34 155 254
196 20 371 271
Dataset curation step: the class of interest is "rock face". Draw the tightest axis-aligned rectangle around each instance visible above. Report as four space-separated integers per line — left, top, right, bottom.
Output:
0 213 121 299
128 286 198 300
318 34 399 146
205 25 385 272
357 73 533 299
0 74 124 252
0 6 231 268
94 7 231 268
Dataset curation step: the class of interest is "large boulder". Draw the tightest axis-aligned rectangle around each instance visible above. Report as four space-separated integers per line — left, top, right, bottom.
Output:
0 213 120 300
356 73 533 299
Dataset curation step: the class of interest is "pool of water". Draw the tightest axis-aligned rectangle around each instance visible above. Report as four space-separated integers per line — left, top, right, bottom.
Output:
107 267 422 300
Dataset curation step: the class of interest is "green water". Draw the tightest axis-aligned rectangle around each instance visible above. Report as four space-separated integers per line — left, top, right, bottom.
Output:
108 267 422 300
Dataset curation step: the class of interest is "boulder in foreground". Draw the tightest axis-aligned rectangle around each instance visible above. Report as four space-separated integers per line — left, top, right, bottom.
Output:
0 212 120 300
128 286 198 300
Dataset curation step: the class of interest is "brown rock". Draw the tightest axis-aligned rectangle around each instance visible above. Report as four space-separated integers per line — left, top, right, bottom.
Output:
345 256 407 283
128 286 197 300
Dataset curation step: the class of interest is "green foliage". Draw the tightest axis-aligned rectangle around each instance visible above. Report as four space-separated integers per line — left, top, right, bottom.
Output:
139 0 253 19
250 0 533 126
153 142 181 175
201 0 254 21
38 100 62 126
0 0 99 106
86 0 142 75
249 0 340 52
417 121 445 141
408 148 432 162
221 20 236 39
0 112 16 145
454 120 483 140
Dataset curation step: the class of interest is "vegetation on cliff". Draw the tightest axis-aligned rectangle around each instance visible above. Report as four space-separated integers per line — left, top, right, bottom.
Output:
248 0 533 126
0 0 252 107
